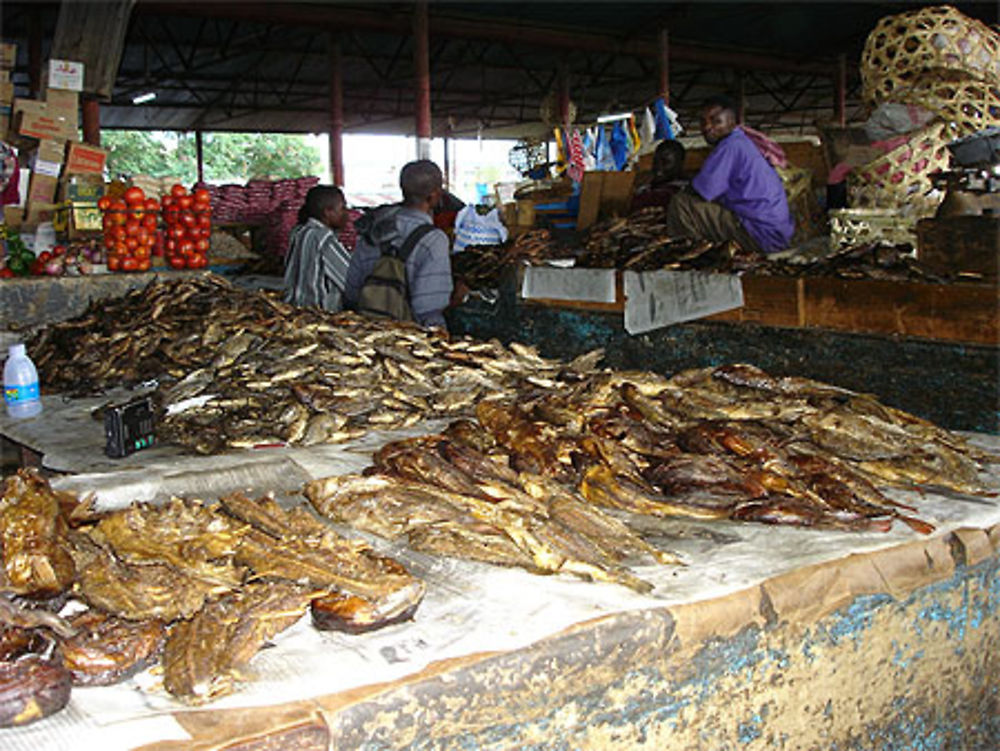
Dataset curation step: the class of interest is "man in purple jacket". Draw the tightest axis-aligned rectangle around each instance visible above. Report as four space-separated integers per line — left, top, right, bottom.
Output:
666 95 794 254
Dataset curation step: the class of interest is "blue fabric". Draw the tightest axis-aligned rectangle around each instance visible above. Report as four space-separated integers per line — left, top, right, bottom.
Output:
653 98 674 140
344 205 453 329
610 122 629 170
691 128 794 253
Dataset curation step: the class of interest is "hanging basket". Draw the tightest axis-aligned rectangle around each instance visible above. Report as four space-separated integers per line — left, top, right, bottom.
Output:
861 5 1000 106
891 77 1000 137
848 120 955 216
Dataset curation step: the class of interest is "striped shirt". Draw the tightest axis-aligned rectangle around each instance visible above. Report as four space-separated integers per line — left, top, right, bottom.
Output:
344 206 453 329
283 217 351 312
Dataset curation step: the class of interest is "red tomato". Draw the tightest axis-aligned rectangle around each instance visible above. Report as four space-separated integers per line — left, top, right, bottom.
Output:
104 234 115 249
179 240 194 256
163 206 180 225
124 186 145 206
121 257 139 272
197 214 211 229
51 245 65 256
107 255 121 271
144 197 159 212
181 212 196 229
142 214 158 231
136 228 150 245
195 238 210 253
193 188 210 203
0 268 15 279
161 195 174 208
170 225 185 241
166 238 177 252
125 220 140 236
177 195 193 210
134 246 150 259
170 184 187 197
167 254 186 269
38 251 52 263
125 237 139 251
188 255 207 269
136 257 151 271
97 196 112 211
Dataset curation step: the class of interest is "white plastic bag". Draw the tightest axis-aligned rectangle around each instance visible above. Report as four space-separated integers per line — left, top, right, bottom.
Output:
453 206 509 252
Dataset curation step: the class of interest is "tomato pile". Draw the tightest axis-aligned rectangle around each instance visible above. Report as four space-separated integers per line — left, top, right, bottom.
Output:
162 184 211 269
98 186 159 272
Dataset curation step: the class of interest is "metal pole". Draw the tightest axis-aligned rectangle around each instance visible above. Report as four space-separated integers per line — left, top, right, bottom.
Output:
658 27 670 105
835 53 847 128
328 33 345 186
195 129 204 184
81 97 101 146
413 1 432 159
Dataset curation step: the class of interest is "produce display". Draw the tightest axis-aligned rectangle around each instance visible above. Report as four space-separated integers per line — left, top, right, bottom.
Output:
162 184 212 269
98 186 159 273
0 470 424 723
0 228 35 278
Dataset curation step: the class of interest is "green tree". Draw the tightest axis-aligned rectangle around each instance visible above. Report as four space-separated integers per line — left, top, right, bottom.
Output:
103 131 322 184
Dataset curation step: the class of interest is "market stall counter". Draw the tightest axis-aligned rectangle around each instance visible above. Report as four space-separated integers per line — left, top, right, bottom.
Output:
0 391 998 750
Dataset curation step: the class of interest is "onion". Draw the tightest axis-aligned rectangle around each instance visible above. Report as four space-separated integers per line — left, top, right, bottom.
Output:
44 260 64 276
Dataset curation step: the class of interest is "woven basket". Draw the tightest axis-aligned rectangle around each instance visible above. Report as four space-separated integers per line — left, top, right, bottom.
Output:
829 208 918 249
890 77 1000 137
848 120 954 216
861 5 1000 106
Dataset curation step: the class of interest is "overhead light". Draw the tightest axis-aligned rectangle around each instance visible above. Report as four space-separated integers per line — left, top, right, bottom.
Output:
132 92 156 105
597 111 632 123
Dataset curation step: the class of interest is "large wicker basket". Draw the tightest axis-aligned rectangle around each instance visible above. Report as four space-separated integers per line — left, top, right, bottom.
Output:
847 120 954 216
861 5 1000 106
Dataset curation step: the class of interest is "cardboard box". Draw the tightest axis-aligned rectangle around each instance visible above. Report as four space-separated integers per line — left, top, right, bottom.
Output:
0 43 15 71
59 173 105 203
67 202 102 238
43 88 78 114
13 99 77 141
0 81 13 105
65 140 106 175
27 172 59 204
45 59 84 92
3 206 23 229
23 201 58 229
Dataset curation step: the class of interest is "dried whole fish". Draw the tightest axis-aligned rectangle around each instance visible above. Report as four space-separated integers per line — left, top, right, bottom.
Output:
162 580 314 703
60 610 165 687
0 656 72 728
0 470 75 597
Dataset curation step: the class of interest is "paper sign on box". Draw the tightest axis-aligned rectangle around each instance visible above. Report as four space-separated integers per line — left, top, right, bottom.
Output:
47 59 84 92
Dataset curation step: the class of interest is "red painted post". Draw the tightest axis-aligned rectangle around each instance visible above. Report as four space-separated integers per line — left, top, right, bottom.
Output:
413 1 432 159
658 28 670 105
329 33 345 186
195 130 204 184
835 53 847 127
81 97 100 146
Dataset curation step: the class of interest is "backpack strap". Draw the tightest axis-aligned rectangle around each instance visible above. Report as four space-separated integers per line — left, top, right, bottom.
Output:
392 223 438 262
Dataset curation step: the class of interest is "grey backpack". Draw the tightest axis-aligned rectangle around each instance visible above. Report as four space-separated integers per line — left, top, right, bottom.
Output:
356 223 436 322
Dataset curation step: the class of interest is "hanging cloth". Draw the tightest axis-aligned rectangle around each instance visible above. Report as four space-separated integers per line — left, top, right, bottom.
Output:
610 121 629 170
567 129 586 183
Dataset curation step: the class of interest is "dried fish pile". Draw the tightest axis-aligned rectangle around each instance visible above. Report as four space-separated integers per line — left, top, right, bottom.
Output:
310 363 997 552
453 229 571 289
577 207 749 272
0 470 425 722
307 430 683 594
28 275 592 453
765 242 947 282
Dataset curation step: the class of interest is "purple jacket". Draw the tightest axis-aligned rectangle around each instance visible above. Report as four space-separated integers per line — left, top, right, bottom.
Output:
692 128 794 253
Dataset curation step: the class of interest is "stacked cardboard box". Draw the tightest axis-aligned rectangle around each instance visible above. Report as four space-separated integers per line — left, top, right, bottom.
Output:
0 42 14 150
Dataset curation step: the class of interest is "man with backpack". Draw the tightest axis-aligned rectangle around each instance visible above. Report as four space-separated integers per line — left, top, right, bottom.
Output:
343 160 453 329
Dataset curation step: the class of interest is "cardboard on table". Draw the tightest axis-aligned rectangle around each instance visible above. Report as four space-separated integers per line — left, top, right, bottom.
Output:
59 173 105 203
64 141 107 175
3 206 24 229
13 99 77 142
27 171 59 205
0 43 15 71
23 201 58 229
44 88 79 116
0 81 13 105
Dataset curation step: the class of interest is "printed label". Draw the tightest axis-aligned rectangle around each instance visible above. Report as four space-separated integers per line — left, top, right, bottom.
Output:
4 382 40 404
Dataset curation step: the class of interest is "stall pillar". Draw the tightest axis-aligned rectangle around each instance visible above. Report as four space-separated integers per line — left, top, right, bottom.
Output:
658 28 670 105
835 53 847 128
413 1 432 160
195 130 204 185
328 33 345 187
81 97 100 146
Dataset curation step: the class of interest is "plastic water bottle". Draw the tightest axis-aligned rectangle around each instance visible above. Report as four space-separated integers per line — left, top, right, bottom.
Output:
4 343 42 419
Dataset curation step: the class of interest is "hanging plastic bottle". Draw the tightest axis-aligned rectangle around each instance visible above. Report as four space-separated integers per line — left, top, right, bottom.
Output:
4 343 43 419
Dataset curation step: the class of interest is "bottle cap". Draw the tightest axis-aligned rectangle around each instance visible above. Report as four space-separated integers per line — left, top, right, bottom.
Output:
9 343 25 358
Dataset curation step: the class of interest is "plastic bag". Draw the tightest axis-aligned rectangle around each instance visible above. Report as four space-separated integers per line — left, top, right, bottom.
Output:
452 206 509 252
